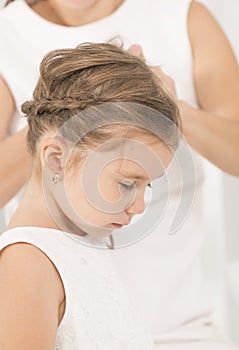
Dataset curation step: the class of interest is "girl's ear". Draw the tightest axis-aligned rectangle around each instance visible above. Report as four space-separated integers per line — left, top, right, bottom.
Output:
41 137 67 173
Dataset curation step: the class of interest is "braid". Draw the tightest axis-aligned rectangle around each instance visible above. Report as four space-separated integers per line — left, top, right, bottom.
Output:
22 96 99 118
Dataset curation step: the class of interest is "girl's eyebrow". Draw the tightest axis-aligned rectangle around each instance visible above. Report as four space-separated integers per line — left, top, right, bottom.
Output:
116 170 148 181
123 174 148 180
117 172 164 181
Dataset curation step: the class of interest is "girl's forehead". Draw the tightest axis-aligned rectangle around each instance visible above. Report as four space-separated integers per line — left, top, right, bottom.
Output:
117 138 171 177
115 159 151 181
82 138 170 182
113 157 164 182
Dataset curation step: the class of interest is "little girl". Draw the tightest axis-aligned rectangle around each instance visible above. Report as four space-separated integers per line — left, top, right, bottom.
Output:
0 42 179 349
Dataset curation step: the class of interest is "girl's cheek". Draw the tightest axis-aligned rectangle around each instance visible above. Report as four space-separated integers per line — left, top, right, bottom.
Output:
97 177 118 202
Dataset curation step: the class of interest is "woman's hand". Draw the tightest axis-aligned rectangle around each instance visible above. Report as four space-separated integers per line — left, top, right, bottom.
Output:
127 44 177 101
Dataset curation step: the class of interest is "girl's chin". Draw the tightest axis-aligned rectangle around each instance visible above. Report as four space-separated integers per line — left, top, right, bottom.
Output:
59 0 99 10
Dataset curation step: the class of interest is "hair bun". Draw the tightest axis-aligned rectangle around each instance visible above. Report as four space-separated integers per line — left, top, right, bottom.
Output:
21 98 55 117
21 100 35 115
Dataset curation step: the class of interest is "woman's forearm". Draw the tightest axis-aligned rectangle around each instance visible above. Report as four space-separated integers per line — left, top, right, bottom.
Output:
179 100 239 176
0 127 32 208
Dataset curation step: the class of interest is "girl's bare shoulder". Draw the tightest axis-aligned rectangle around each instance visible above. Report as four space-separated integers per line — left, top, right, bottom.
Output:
0 242 65 349
0 241 65 311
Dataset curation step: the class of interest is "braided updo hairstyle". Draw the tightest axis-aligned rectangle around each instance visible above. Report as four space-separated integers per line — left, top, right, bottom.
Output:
22 42 180 160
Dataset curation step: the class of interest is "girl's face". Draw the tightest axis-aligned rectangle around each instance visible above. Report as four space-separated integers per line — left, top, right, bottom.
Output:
58 135 172 237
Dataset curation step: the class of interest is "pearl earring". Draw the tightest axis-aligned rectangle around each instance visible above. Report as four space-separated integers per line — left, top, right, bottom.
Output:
52 173 60 184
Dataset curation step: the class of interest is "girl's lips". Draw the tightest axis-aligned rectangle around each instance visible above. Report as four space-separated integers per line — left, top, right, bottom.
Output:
112 223 123 228
111 220 131 228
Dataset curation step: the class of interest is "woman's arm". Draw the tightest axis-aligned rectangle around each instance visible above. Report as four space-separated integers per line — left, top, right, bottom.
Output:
180 1 239 175
0 243 64 350
0 76 32 208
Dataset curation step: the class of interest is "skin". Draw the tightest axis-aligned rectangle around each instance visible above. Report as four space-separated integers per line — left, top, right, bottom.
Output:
0 79 32 208
0 132 171 349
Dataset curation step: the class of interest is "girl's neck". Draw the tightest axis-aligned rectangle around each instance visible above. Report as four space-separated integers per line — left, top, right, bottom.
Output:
30 0 124 27
6 177 87 236
6 178 58 231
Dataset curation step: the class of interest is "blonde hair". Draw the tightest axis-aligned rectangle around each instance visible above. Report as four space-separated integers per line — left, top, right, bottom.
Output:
22 42 180 160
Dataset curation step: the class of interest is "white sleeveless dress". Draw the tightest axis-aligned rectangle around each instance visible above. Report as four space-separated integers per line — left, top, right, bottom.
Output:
0 226 154 349
0 0 228 346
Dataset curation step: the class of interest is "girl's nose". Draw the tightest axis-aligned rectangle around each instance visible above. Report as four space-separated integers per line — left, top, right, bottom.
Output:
126 193 145 215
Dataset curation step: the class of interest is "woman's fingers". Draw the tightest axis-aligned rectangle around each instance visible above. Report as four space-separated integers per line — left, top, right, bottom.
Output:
128 44 177 101
150 66 177 101
127 44 145 60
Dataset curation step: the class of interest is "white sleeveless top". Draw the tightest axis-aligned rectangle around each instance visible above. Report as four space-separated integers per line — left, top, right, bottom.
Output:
0 0 224 342
0 226 154 349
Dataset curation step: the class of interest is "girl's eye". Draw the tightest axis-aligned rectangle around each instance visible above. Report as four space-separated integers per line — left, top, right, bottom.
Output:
120 181 136 190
